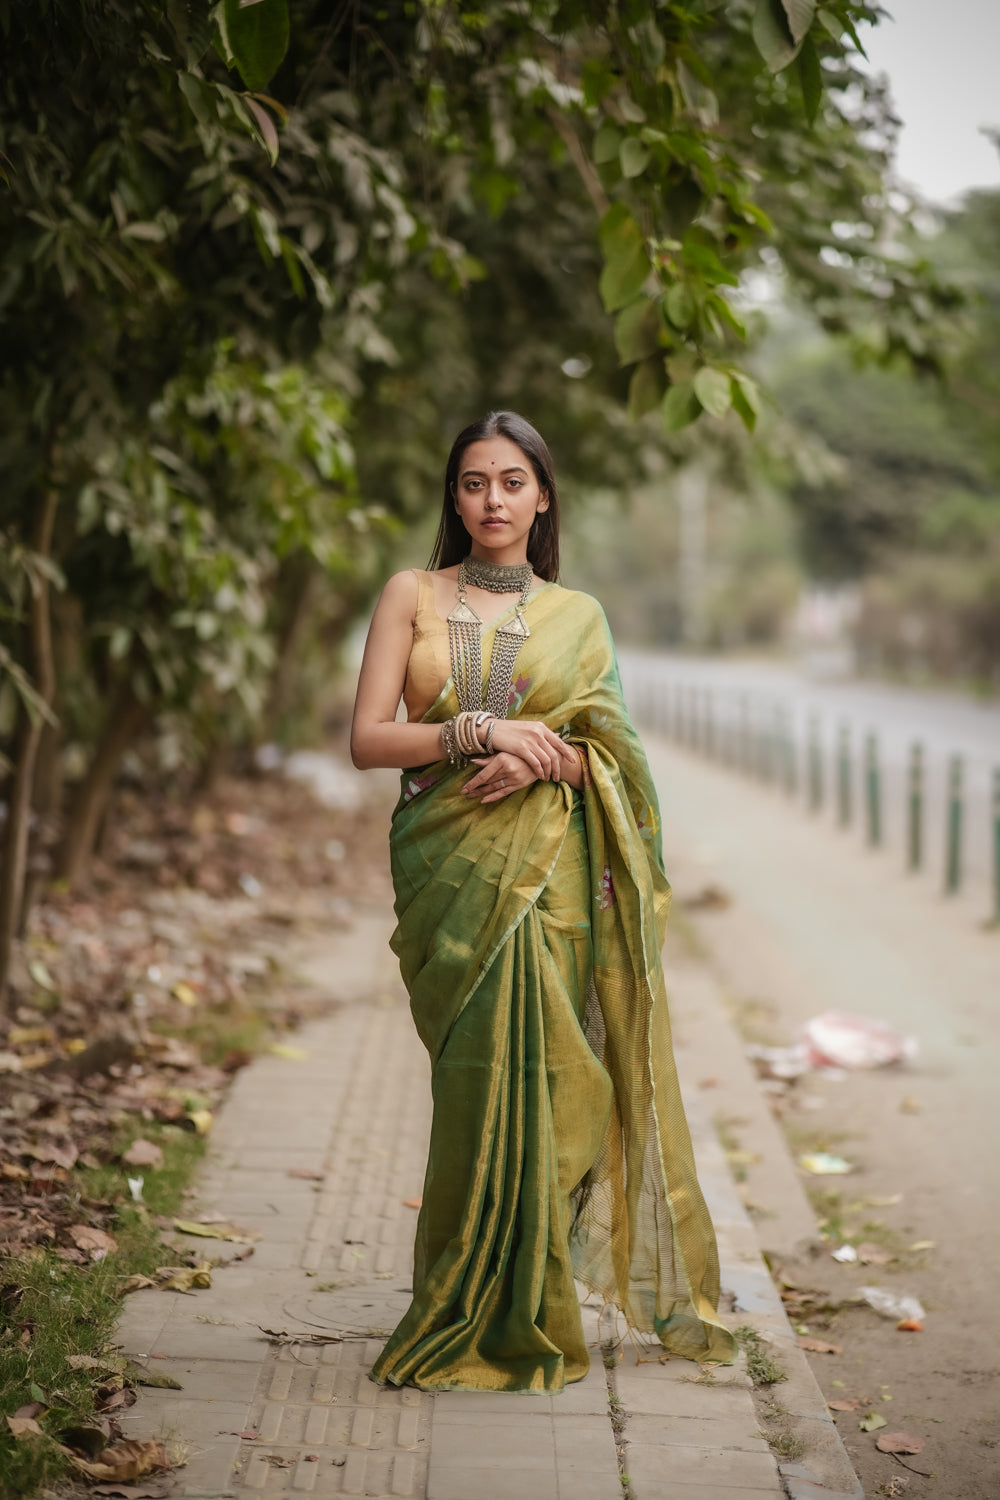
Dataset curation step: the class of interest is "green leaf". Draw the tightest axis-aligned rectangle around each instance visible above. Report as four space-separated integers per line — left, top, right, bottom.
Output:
752 0 799 72
628 358 668 421
662 379 701 433
619 136 650 179
242 94 280 162
732 372 763 430
780 0 815 45
598 205 650 313
694 366 732 418
666 282 695 329
859 1411 888 1433
593 121 622 164
224 0 289 92
614 299 661 364
797 36 822 124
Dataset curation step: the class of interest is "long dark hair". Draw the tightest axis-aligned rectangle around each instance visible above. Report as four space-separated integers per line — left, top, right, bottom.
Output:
428 411 560 581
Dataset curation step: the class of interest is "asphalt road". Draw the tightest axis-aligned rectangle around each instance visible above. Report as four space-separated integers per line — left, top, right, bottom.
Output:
620 651 1000 919
643 732 1000 1500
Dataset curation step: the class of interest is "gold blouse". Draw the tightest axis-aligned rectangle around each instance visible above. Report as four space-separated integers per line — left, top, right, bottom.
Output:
403 570 452 723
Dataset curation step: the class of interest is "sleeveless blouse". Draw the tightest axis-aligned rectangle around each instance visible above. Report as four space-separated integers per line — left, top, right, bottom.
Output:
403 570 452 723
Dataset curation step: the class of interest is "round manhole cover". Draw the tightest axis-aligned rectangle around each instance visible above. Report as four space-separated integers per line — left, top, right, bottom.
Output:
282 1280 412 1337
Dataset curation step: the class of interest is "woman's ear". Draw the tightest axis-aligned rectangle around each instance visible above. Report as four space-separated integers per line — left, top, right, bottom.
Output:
536 489 550 514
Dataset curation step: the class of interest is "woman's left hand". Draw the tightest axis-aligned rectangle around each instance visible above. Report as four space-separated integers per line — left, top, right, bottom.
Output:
462 752 538 804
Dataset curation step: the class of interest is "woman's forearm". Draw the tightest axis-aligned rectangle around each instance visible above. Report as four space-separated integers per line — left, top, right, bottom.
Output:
351 719 446 771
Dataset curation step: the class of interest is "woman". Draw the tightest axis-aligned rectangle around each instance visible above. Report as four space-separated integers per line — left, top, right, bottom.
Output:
350 411 735 1393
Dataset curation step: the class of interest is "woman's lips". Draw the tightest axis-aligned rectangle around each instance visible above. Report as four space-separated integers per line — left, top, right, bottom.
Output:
482 518 507 527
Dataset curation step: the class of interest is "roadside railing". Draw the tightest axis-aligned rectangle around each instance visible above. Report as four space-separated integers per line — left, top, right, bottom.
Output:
621 667 1000 928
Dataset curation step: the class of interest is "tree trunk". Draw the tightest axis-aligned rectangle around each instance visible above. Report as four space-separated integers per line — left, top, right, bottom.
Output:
55 680 151 890
0 489 59 1007
263 555 323 736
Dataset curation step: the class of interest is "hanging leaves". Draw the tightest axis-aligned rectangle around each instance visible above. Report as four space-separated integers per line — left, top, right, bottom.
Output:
223 0 289 93
598 206 650 313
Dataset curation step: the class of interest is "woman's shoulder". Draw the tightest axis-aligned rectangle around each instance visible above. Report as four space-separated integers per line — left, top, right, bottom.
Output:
548 583 609 626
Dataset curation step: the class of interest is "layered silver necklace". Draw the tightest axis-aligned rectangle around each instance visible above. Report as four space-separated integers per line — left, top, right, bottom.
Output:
447 555 534 718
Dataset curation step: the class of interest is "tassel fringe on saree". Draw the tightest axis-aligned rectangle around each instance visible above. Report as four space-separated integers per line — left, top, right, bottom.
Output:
371 585 736 1392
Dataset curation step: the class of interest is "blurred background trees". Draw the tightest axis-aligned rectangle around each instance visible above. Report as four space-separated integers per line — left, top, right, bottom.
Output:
0 0 996 999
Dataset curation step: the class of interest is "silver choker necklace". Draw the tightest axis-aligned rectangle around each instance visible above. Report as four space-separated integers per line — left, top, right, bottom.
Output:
459 555 534 595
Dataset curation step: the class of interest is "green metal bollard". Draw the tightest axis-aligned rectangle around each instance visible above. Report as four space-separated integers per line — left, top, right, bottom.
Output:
837 724 852 828
907 743 924 871
944 755 963 894
992 768 1000 924
807 714 823 813
865 732 882 847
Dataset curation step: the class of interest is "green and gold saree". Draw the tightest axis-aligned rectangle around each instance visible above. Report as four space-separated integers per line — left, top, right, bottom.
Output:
372 584 735 1392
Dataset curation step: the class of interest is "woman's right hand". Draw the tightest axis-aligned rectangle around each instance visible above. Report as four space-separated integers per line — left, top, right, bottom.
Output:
485 719 570 782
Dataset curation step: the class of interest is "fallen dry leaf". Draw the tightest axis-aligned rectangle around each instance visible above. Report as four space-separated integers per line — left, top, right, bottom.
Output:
876 1431 925 1456
268 1043 309 1061
66 1354 116 1371
122 1140 164 1170
797 1336 843 1354
121 1274 158 1294
799 1153 853 1175
287 1168 325 1181
6 1415 44 1439
908 1239 935 1253
896 1318 924 1332
173 1218 258 1243
61 1420 114 1456
156 1263 212 1292
66 1437 170 1482
69 1224 118 1258
860 1411 888 1432
855 1242 893 1266
124 1360 182 1390
828 1398 864 1412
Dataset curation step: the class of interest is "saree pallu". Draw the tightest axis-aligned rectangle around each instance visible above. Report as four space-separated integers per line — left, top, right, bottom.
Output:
372 585 736 1392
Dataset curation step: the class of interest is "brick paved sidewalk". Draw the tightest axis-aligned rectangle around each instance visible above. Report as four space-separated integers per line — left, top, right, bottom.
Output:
117 907 860 1500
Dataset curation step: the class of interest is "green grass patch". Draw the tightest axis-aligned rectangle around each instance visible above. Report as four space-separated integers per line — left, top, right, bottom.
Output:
766 1430 806 1460
734 1325 787 1388
148 994 277 1068
0 1121 206 1498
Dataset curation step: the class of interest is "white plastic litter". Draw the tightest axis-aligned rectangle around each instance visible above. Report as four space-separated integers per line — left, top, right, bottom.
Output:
749 1012 917 1079
861 1286 926 1322
832 1244 858 1262
803 1012 917 1070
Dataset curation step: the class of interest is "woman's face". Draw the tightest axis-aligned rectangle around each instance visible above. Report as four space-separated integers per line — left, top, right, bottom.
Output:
453 435 548 564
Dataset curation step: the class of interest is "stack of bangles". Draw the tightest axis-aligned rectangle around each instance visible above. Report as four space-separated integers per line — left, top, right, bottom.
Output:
440 711 497 766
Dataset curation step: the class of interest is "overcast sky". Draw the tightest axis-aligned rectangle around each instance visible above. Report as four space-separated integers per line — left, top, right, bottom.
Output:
861 0 1000 204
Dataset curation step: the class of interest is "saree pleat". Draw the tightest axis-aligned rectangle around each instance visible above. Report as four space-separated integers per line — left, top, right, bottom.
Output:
372 587 735 1392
